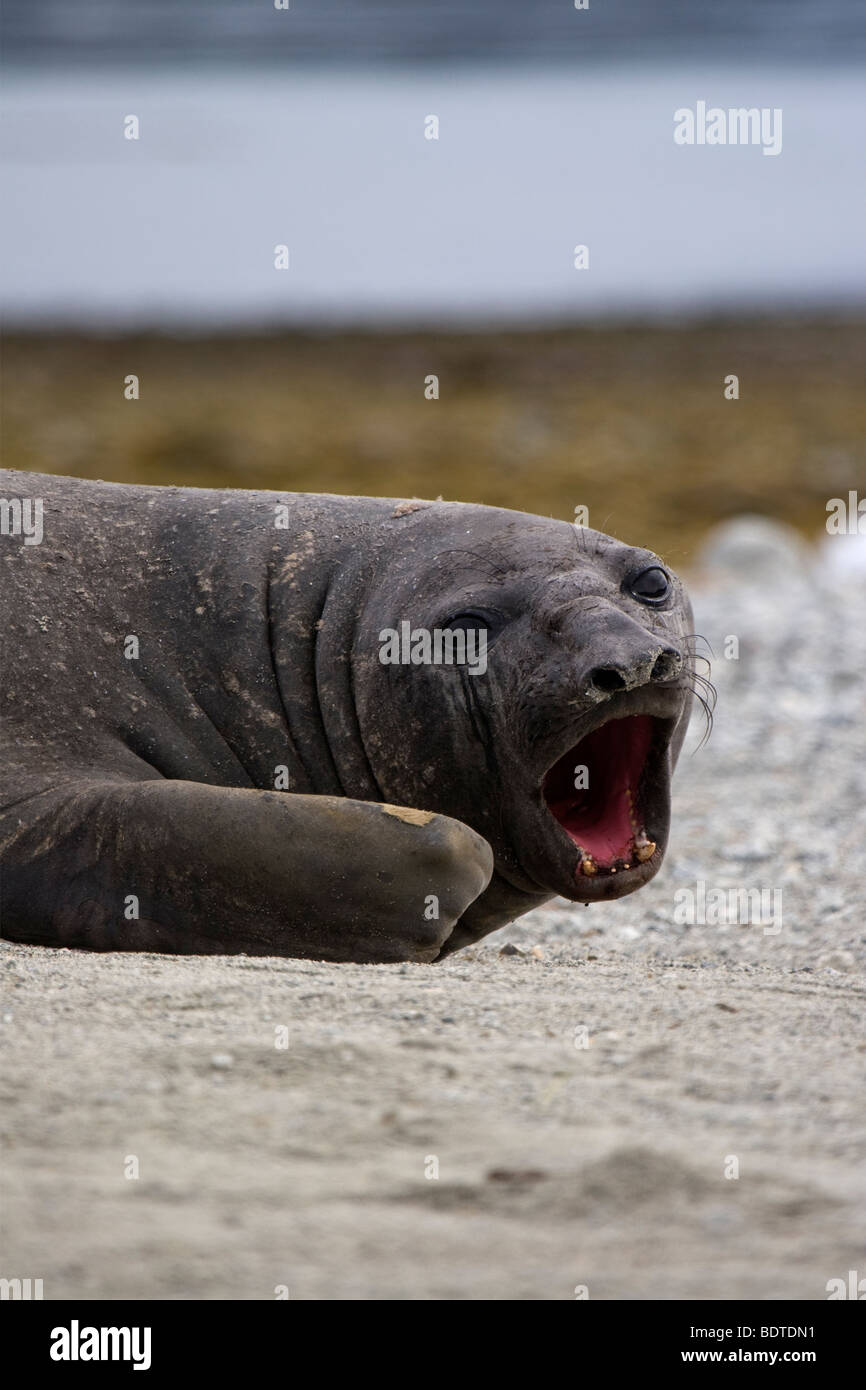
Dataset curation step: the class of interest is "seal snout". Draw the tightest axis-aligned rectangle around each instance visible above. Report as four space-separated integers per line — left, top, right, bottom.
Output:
587 645 683 698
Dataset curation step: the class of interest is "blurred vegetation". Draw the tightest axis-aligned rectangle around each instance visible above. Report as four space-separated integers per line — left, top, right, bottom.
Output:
3 319 865 566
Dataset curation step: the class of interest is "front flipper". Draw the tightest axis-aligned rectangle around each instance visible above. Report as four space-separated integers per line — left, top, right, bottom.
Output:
0 779 493 963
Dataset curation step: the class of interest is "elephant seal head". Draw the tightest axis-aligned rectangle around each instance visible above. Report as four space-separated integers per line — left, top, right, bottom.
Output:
352 504 698 921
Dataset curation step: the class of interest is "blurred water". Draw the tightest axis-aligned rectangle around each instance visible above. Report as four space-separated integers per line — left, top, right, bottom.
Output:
2 63 865 327
4 0 866 66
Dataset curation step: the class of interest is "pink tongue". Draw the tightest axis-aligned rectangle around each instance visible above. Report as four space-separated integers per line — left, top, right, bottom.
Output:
556 789 635 862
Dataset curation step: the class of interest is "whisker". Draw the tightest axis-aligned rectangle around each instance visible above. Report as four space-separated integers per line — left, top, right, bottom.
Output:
681 636 717 664
685 670 716 749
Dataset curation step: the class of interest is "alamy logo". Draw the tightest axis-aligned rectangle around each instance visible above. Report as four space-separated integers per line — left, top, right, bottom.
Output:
0 496 44 545
673 880 783 935
50 1320 152 1371
826 1270 865 1299
379 621 487 676
674 102 782 156
826 491 865 535
0 1276 43 1299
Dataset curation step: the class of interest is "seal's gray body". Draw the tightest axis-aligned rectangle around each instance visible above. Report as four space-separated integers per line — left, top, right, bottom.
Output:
1 470 694 960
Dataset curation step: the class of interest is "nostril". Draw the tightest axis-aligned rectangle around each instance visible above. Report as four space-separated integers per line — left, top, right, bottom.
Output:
589 666 627 694
651 649 681 683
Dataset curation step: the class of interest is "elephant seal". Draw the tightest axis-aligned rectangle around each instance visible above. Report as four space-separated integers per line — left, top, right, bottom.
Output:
0 469 696 962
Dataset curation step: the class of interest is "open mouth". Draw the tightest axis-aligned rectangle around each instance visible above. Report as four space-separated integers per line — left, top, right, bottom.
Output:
542 714 662 878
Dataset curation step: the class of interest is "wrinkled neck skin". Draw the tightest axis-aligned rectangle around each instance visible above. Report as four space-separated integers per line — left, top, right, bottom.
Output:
265 496 392 801
267 500 554 933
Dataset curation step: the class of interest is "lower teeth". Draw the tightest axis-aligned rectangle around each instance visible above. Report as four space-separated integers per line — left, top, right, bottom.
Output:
577 831 656 874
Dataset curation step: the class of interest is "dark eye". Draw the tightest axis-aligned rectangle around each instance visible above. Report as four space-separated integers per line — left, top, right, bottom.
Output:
444 608 500 635
628 566 671 605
